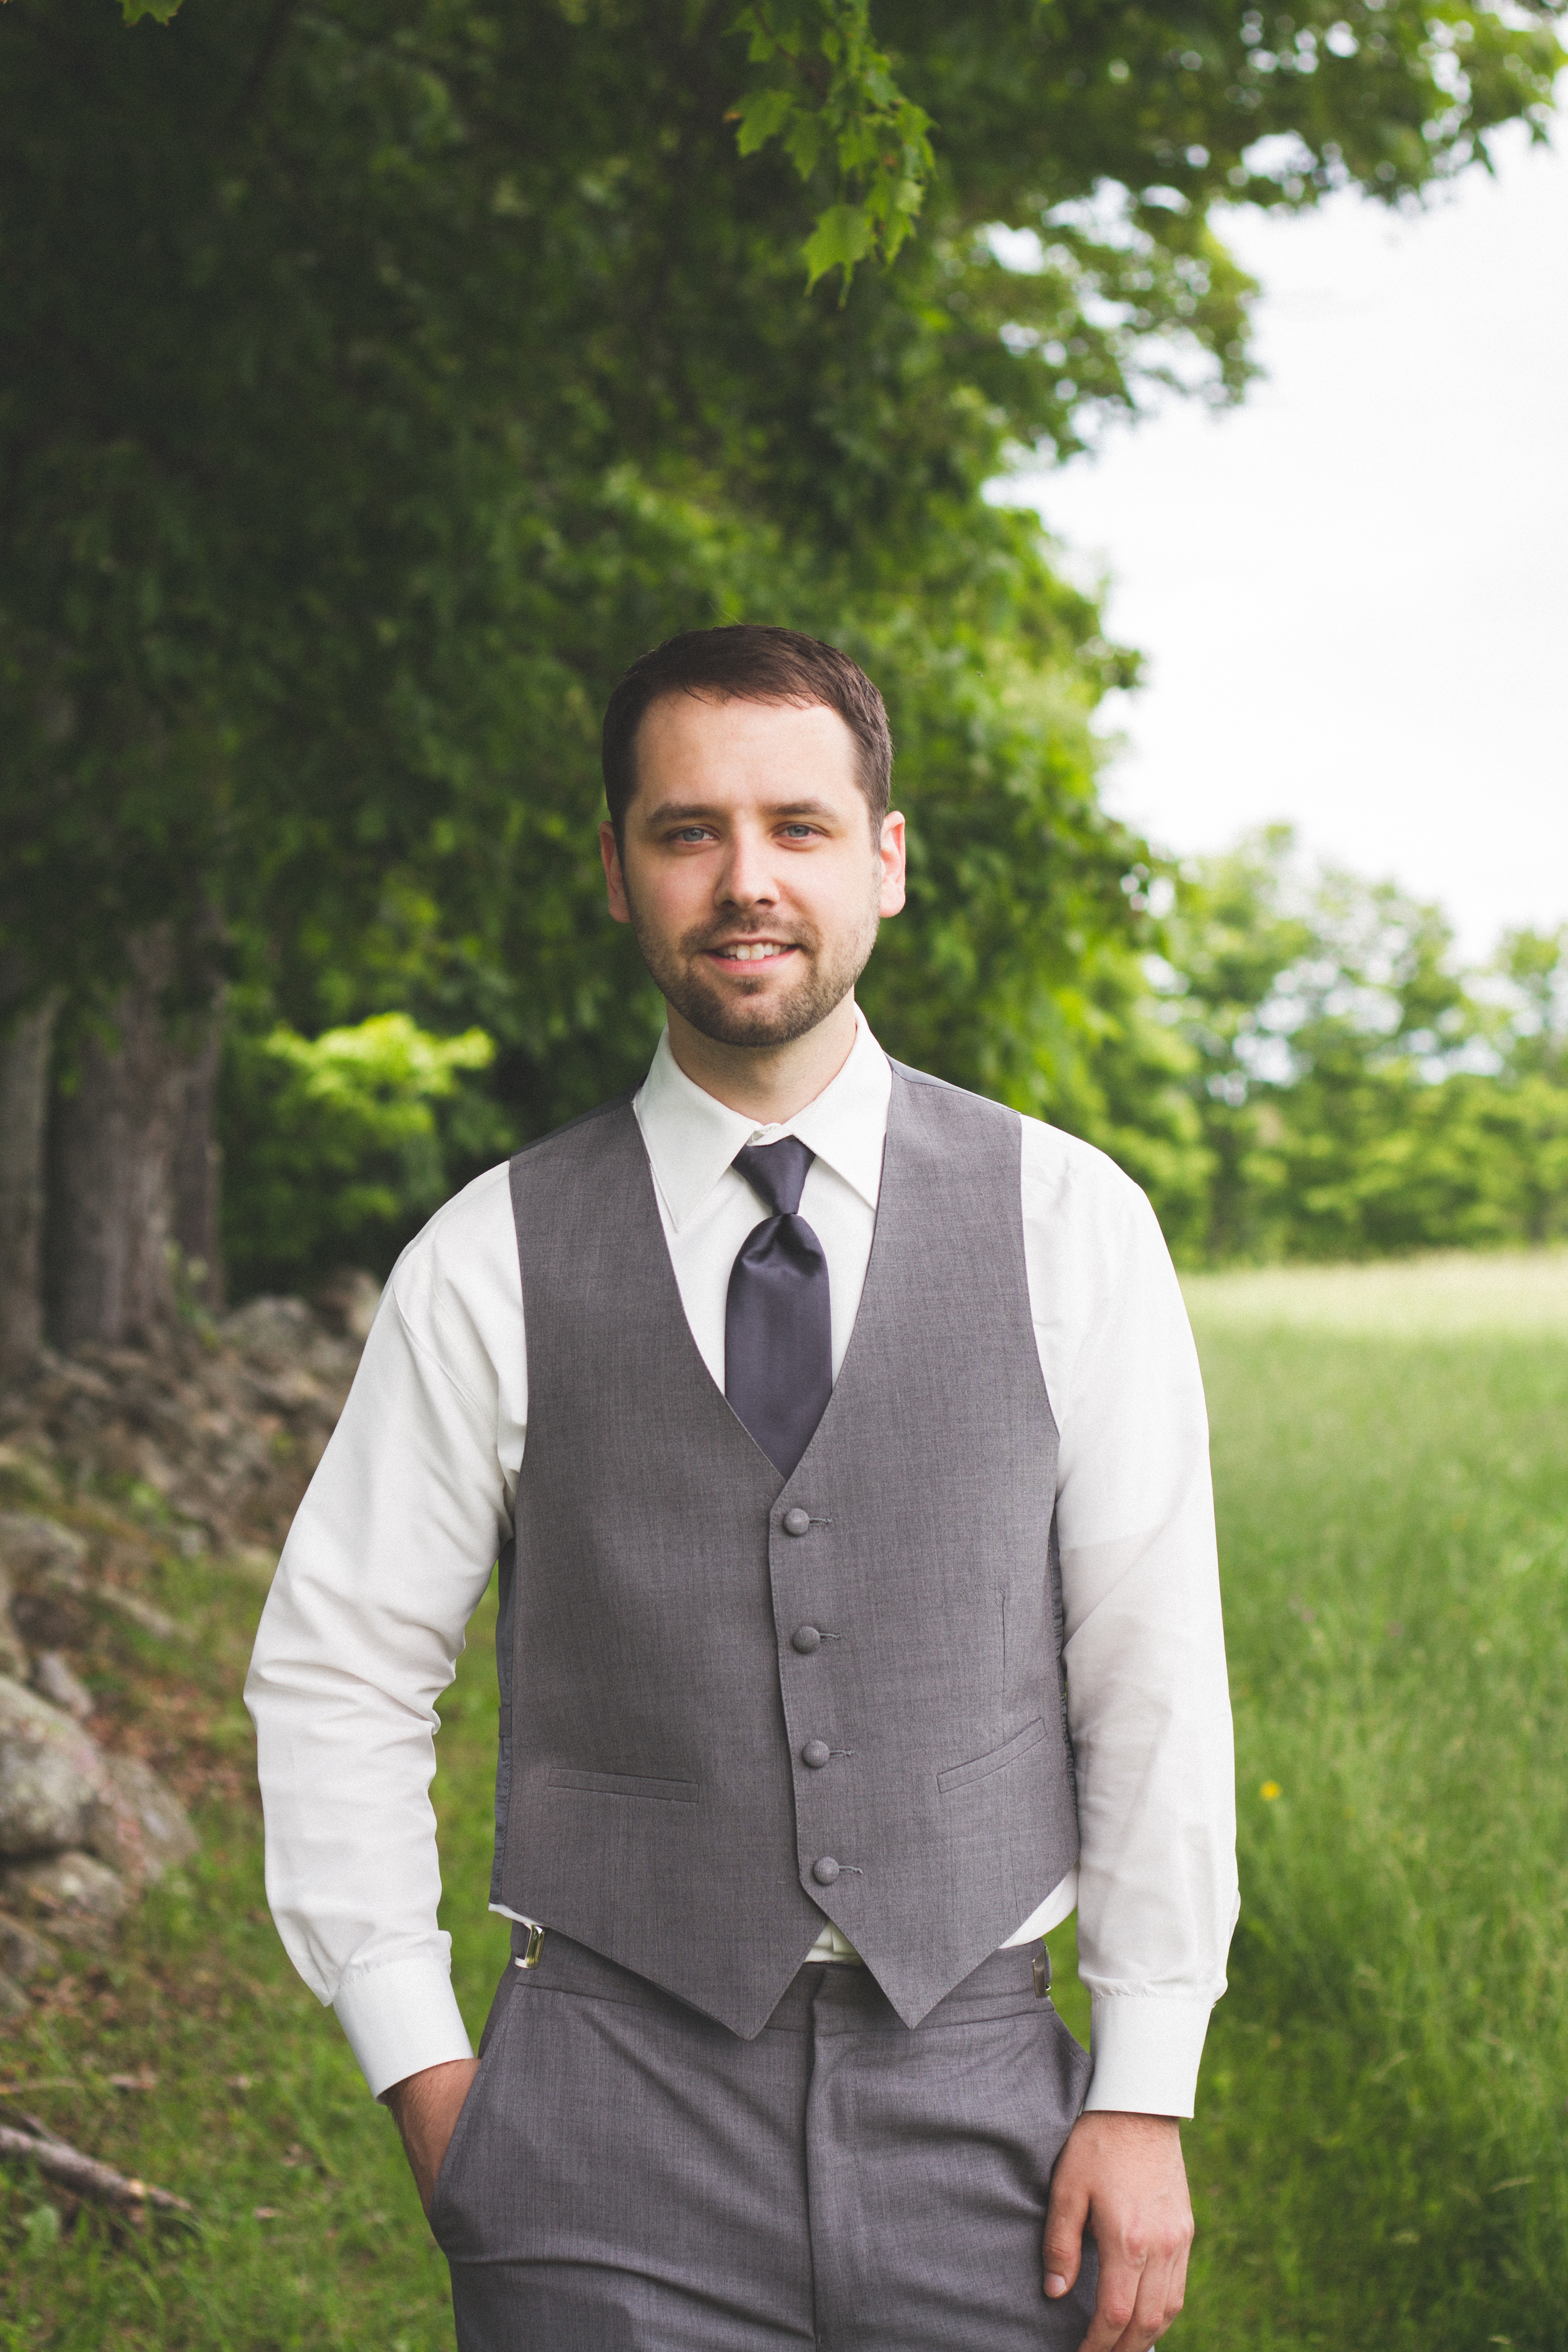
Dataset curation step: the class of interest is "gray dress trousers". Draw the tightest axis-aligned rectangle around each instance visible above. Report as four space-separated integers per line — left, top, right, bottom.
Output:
431 1928 1098 2351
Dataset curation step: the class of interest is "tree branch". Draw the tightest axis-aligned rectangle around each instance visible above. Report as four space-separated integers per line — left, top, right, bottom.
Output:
0 2116 196 2221
226 0 302 135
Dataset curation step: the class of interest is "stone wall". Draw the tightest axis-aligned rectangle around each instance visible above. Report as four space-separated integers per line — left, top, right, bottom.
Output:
0 1274 376 2011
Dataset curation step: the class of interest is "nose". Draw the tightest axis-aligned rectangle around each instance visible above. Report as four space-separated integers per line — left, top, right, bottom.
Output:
716 824 779 912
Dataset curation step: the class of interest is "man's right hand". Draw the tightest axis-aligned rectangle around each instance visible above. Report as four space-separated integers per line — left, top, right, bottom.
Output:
384 2057 482 2216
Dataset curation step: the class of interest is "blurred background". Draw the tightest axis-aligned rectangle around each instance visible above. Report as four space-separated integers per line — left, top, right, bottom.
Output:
1 6 1565 2347
3 0 1564 1351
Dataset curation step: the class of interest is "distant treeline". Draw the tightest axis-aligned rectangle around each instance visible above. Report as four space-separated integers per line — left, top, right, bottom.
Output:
217 826 1568 1296
1080 827 1568 1269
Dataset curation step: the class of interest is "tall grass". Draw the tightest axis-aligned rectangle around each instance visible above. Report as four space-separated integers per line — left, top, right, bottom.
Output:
3 1250 1564 2344
1178 1251 1568 2348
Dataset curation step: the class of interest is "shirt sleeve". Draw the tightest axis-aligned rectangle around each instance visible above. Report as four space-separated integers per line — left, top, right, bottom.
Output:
243 1163 525 2098
1021 1123 1238 2119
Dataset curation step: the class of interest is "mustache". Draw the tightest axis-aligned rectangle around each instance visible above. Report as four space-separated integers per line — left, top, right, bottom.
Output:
681 923 817 955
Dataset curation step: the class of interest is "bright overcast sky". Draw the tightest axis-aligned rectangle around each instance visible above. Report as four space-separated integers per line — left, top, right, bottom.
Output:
1014 122 1565 963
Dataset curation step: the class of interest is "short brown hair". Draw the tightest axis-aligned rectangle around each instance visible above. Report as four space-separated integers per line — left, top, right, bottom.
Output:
601 625 893 839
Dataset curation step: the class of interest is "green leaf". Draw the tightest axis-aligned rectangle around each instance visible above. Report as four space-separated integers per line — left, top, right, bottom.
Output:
731 86 796 157
782 110 826 179
119 0 184 22
728 0 935 289
802 201 875 290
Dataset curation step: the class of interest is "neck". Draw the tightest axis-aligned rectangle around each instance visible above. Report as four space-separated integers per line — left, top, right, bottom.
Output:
664 993 859 1125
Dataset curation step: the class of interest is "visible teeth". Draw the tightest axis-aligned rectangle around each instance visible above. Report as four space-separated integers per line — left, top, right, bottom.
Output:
726 943 785 960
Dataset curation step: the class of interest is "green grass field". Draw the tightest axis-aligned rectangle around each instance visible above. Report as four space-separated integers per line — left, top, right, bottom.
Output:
1179 1251 1568 2349
4 1249 1566 2346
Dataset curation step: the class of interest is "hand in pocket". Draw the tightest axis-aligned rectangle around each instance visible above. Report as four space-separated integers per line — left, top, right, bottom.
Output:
386 2057 482 2216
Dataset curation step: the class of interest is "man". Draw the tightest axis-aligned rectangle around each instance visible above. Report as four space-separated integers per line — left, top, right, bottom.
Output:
248 625 1237 2351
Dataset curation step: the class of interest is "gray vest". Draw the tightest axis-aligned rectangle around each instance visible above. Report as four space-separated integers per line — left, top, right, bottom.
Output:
492 1061 1078 2038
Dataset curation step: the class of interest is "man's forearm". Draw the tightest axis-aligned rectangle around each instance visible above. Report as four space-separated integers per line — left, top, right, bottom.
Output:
385 2057 482 2216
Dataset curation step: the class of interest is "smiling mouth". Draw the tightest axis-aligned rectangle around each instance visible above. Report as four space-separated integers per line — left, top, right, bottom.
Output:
702 940 800 968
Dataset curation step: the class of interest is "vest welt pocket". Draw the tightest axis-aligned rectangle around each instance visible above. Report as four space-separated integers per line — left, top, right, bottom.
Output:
546 1765 699 1804
936 1715 1048 1795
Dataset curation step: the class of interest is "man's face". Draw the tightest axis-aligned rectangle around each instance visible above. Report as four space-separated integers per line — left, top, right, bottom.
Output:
600 694 906 1051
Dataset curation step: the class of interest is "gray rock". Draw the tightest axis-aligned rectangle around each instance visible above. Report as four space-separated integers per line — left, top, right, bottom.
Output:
0 1674 108 1857
248 1364 326 1414
87 1754 197 1886
312 1268 383 1346
0 1513 87 1577
0 1443 63 1507
220 1295 318 1370
1 1850 128 1946
0 1569 27 1682
0 1906 57 1983
31 1651 94 1722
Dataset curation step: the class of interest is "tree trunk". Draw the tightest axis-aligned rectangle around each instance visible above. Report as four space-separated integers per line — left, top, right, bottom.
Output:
47 933 188 1349
171 1006 226 1311
0 990 60 1385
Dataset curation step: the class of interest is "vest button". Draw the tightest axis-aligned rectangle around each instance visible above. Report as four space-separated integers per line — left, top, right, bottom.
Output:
782 1507 811 1537
792 1624 822 1655
802 1739 831 1770
812 1856 840 1886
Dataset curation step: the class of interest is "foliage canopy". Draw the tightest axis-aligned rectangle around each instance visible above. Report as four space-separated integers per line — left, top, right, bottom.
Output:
3 0 1562 1279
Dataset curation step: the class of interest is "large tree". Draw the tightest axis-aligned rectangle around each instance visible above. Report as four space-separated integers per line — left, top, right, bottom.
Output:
1 0 1559 1348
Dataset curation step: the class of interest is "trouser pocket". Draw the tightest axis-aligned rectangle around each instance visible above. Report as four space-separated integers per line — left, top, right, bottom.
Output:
428 1966 518 2250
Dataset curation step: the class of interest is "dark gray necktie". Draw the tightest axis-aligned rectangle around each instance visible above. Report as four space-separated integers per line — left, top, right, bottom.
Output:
725 1137 832 1480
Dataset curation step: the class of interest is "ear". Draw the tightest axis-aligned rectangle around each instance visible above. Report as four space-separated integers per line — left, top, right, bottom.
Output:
600 820 632 924
877 811 907 919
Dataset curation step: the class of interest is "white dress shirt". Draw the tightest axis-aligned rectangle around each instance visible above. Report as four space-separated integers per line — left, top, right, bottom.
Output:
246 1017 1237 2115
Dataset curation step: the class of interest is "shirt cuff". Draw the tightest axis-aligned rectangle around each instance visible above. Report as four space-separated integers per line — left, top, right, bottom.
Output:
1084 1996 1214 2119
332 1956 475 2100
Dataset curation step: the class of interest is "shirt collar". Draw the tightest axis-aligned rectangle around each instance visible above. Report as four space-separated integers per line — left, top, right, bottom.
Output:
635 1012 891 1232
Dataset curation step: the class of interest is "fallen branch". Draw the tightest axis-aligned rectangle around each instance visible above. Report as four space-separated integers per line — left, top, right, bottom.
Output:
0 2114 194 2220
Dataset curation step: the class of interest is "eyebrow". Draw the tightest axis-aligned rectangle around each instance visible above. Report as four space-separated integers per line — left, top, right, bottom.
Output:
642 798 843 826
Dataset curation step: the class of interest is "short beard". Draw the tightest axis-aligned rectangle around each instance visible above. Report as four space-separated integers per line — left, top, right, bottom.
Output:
625 891 880 1051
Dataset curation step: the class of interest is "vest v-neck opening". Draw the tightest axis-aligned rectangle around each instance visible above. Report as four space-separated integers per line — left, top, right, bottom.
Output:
628 1095 901 1493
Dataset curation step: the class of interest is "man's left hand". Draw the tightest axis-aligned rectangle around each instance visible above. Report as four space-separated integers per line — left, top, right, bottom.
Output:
1043 2109 1194 2351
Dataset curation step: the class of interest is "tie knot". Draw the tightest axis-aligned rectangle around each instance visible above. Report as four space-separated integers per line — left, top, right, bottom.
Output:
733 1135 813 1219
